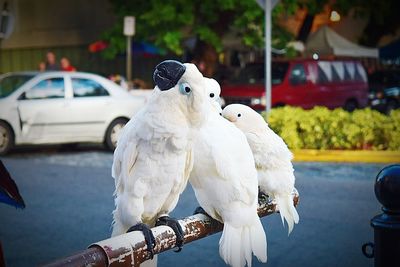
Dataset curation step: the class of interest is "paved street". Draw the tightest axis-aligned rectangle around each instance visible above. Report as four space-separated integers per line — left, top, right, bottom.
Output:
0 146 385 267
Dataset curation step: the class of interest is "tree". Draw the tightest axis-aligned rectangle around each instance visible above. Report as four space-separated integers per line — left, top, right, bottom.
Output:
102 0 300 75
101 0 399 76
333 0 400 46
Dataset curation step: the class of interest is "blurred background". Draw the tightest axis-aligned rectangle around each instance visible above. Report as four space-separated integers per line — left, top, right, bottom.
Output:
1 0 399 86
0 0 399 266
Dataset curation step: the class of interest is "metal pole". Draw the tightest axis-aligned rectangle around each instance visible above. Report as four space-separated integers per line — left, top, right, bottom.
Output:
126 36 132 82
43 190 299 267
265 0 272 116
362 164 400 267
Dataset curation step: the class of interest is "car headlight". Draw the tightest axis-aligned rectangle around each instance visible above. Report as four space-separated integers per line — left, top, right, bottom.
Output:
250 97 262 105
260 96 266 106
250 97 266 106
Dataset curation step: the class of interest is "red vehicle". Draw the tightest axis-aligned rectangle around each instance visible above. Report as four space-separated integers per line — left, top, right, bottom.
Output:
221 59 368 111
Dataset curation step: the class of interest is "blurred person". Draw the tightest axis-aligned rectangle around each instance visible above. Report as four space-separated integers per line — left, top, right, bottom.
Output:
109 74 129 90
45 51 60 71
38 62 46 72
60 57 76 72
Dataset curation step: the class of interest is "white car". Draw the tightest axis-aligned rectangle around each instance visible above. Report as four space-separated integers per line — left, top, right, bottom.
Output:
0 71 152 155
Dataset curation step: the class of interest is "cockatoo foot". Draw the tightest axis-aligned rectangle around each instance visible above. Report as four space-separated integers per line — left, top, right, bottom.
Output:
155 216 184 252
127 223 156 259
258 190 269 205
193 206 221 229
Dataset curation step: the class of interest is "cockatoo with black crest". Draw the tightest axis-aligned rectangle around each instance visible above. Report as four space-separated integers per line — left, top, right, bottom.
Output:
190 79 267 267
222 104 299 234
111 60 208 266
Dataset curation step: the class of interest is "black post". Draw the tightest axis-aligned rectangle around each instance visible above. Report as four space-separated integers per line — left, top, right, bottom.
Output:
363 164 400 267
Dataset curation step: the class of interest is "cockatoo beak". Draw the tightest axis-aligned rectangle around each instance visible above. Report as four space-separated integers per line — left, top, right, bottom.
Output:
222 112 237 123
153 60 186 91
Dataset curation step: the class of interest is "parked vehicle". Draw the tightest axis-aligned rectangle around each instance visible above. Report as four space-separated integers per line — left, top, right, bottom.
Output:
368 70 400 114
221 59 369 112
0 71 152 155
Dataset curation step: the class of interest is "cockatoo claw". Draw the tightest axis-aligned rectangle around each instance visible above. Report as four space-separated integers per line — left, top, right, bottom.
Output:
193 206 208 216
155 216 184 252
126 223 156 259
193 206 222 229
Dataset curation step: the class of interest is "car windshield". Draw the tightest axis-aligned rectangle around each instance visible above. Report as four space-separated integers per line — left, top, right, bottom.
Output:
0 74 34 98
232 62 289 85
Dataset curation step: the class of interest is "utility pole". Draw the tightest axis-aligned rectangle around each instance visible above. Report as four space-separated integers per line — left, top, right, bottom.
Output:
256 0 279 116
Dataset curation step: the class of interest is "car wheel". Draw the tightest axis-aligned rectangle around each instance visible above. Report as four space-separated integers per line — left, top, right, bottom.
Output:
386 99 398 115
105 118 128 151
273 103 286 108
0 121 14 156
344 100 358 112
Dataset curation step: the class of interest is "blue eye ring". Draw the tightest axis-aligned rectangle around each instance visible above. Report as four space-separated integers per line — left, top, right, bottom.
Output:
179 82 191 95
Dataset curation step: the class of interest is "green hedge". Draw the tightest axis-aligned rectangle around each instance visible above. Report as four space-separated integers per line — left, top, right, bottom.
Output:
264 107 400 151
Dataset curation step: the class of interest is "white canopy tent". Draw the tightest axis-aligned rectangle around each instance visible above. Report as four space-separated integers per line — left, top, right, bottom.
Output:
305 26 378 58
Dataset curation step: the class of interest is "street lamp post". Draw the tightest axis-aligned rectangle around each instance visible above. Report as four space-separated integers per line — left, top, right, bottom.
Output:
256 0 279 116
264 0 272 115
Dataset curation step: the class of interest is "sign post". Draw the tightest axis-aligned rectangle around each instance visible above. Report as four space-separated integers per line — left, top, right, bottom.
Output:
124 16 135 83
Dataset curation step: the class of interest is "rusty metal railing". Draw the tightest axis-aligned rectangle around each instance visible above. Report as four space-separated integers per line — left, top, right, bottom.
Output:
43 190 299 267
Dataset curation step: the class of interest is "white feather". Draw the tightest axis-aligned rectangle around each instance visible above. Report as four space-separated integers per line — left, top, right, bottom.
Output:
111 63 207 240
222 104 299 235
190 81 267 267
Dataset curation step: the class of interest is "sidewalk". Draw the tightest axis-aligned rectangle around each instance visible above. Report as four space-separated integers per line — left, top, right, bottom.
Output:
293 149 400 163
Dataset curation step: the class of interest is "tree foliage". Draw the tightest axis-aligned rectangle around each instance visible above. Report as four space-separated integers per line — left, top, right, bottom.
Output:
102 0 302 59
332 0 400 46
102 0 399 60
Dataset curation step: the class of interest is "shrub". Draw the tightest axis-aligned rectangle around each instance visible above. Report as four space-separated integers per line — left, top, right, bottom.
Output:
264 107 400 151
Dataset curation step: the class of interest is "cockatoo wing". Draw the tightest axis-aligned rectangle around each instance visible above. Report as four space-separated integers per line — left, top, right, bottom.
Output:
208 117 257 205
112 111 142 196
246 129 293 171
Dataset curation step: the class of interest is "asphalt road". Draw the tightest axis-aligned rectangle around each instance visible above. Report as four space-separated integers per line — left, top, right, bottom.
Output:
0 146 386 267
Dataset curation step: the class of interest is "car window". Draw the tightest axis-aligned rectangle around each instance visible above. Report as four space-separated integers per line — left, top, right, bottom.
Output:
0 74 34 98
331 65 341 82
317 62 331 84
24 77 65 99
232 62 289 85
234 64 264 84
354 63 367 82
344 62 356 82
271 62 290 85
72 78 109 97
343 68 352 81
289 64 306 85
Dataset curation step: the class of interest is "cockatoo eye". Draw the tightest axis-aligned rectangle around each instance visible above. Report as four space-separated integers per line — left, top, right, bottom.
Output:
179 82 191 95
237 113 242 117
210 93 215 98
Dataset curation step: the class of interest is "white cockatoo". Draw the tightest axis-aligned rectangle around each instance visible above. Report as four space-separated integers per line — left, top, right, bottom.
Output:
190 78 267 267
205 77 223 114
222 104 299 234
111 60 208 264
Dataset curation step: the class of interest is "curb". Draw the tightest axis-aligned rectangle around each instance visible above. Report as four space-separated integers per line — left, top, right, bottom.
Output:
293 149 400 163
